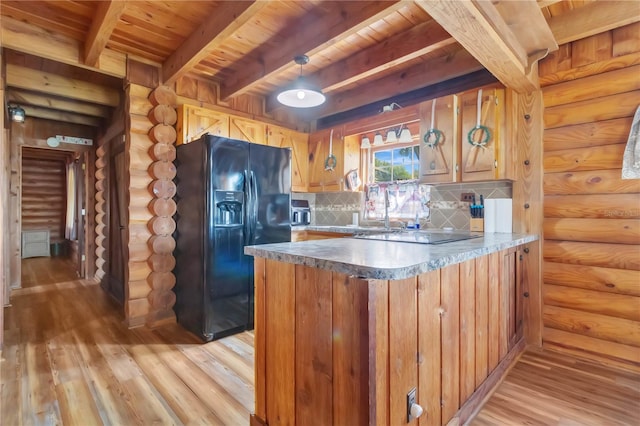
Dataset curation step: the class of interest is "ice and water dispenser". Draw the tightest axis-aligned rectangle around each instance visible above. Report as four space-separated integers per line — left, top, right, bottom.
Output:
214 190 243 226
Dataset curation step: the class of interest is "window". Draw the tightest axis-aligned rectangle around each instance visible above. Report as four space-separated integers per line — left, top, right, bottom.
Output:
373 145 420 182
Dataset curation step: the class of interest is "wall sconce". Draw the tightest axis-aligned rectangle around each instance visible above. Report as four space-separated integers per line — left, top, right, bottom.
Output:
361 135 371 149
398 125 413 143
373 132 384 146
8 105 26 123
385 128 398 143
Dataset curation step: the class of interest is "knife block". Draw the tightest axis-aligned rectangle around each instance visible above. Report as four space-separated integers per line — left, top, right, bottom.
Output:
470 218 484 232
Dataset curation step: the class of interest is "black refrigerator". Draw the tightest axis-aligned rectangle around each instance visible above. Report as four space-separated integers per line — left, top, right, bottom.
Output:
173 134 291 341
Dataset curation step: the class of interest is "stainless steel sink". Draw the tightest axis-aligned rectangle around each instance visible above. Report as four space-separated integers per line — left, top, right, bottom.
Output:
352 230 483 245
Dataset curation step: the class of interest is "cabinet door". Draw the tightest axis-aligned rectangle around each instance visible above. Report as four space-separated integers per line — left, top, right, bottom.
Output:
308 128 344 192
229 116 266 145
459 86 504 181
267 126 309 192
176 104 229 145
419 95 457 183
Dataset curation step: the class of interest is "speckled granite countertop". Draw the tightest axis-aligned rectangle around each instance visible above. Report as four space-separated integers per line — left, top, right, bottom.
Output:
245 232 538 280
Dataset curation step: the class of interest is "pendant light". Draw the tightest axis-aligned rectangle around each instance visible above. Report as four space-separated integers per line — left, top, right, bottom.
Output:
373 132 384 146
277 55 326 108
385 128 398 143
361 135 371 149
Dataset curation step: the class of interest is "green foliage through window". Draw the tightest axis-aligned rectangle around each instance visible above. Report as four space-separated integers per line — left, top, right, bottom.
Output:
373 145 419 182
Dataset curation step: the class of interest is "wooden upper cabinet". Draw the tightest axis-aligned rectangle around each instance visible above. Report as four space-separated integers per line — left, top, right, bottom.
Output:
308 127 348 192
419 95 458 183
176 104 229 145
266 125 309 192
229 116 266 145
459 85 509 181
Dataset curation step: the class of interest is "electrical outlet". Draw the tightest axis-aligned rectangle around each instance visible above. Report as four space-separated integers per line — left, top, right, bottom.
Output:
407 387 417 423
461 192 474 202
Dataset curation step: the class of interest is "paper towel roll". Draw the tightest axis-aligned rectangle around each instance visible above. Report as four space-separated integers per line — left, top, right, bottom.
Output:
495 198 513 233
484 199 496 233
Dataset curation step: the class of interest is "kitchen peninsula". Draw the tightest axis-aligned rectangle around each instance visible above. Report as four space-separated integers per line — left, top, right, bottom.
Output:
245 232 537 426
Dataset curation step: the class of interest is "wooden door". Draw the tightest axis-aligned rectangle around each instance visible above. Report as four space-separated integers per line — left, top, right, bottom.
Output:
229 116 266 145
267 125 309 192
103 141 126 305
176 104 229 145
308 127 344 192
419 95 458 183
459 86 504 181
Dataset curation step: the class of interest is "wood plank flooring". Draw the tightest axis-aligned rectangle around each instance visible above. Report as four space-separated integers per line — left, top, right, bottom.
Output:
471 349 640 425
3 258 639 425
21 256 78 288
2 273 254 425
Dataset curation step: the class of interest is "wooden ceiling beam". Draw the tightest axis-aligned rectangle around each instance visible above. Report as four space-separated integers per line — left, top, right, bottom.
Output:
22 105 103 127
415 0 547 93
314 19 456 93
547 1 640 45
6 64 120 107
7 89 111 118
84 0 128 66
162 1 268 86
281 48 483 117
1 17 127 78
220 0 407 100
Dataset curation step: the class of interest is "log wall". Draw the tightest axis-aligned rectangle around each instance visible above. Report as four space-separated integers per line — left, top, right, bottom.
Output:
539 22 640 371
20 153 67 241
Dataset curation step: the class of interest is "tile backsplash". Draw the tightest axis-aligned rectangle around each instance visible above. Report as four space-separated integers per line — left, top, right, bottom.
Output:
293 180 512 230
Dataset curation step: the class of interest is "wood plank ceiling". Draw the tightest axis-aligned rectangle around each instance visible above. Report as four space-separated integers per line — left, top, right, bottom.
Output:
0 0 635 128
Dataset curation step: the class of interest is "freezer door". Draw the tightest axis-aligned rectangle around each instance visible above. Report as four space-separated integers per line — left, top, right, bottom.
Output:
249 143 292 246
204 136 252 340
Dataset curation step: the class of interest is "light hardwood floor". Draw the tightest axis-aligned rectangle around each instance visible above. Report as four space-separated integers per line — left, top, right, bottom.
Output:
3 258 639 425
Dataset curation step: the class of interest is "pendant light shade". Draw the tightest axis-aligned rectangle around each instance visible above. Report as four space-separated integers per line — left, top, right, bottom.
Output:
398 126 413 143
277 55 325 108
385 128 398 143
373 132 384 146
361 135 371 149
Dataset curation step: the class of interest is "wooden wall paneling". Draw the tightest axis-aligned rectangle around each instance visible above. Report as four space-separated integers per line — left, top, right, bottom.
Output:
459 259 476 402
543 304 640 347
511 89 544 347
84 150 96 278
9 122 23 289
265 259 296 425
612 22 640 57
543 218 640 244
539 51 640 87
543 261 640 296
543 65 640 108
544 117 633 151
544 193 640 218
498 249 513 359
487 251 501 371
388 277 418 425
417 270 441 426
440 263 460 424
544 90 640 129
369 279 390 426
94 144 107 281
253 257 267 423
146 85 178 328
474 255 489 388
294 265 333 425
543 327 640 371
544 240 640 271
543 169 640 195
332 274 369 426
571 32 613 68
543 143 627 173
543 284 640 322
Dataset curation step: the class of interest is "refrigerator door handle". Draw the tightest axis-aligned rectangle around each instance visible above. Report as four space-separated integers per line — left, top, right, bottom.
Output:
250 170 258 241
243 169 252 245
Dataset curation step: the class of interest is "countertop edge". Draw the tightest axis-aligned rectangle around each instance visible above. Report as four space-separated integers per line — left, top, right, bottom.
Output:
245 234 539 280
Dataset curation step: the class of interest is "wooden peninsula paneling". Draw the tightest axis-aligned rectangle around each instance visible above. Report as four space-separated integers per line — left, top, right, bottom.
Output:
253 244 527 426
539 21 640 371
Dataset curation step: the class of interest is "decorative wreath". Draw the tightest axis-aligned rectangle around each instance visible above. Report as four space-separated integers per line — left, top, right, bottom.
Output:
324 154 337 171
467 125 491 148
423 129 443 148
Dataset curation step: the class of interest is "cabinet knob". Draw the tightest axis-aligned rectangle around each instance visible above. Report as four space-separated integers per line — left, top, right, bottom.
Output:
410 403 424 420
524 159 530 166
524 203 530 209
524 292 530 298
524 247 529 253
